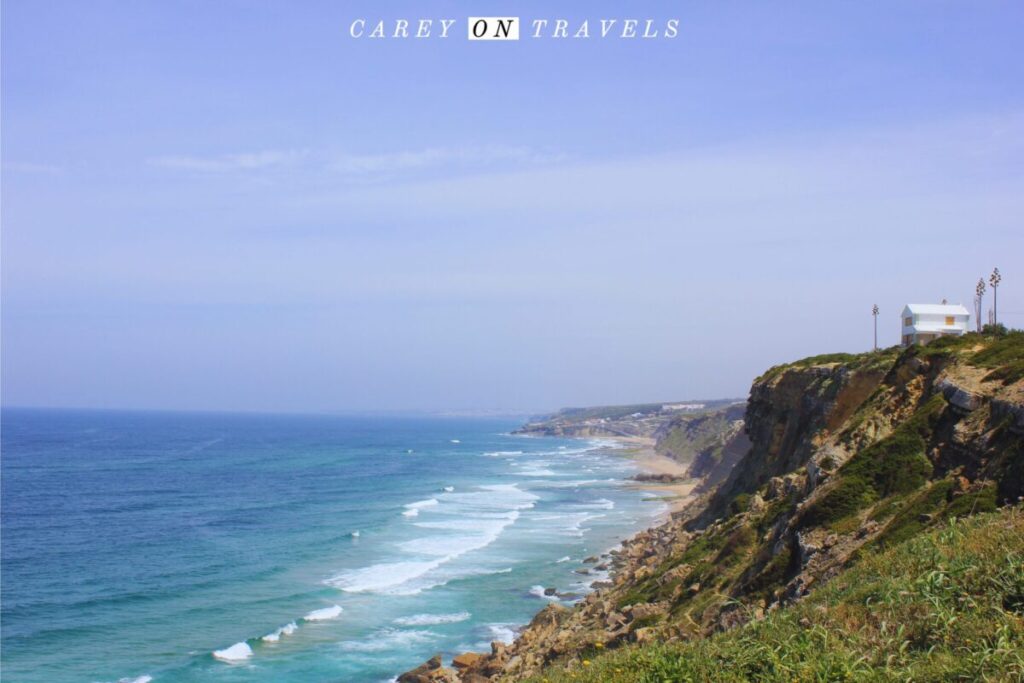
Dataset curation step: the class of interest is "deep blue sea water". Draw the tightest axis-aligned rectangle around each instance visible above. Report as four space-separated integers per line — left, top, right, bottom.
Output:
1 409 665 683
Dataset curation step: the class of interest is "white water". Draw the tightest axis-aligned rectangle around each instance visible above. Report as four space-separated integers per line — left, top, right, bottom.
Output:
303 605 343 621
212 642 253 662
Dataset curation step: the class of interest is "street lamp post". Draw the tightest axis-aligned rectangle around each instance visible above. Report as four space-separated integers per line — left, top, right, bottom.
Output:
872 304 879 350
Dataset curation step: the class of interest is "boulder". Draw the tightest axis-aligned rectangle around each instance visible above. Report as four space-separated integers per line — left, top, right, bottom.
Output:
627 601 668 623
604 611 627 629
633 626 658 644
856 519 879 539
658 564 691 585
451 653 484 670
937 379 982 413
398 654 458 683
633 565 653 581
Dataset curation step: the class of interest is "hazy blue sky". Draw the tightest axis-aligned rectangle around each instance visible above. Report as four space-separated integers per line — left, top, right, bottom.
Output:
2 1 1023 413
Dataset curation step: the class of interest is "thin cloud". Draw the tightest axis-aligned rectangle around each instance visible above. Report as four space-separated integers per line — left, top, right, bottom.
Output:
147 145 564 178
330 145 566 175
3 161 64 174
149 149 306 172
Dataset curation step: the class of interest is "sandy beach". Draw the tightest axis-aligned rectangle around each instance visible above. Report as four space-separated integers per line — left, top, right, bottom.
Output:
600 435 697 513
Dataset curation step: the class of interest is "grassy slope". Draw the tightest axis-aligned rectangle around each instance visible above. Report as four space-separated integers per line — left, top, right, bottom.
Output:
521 332 1024 682
527 507 1024 682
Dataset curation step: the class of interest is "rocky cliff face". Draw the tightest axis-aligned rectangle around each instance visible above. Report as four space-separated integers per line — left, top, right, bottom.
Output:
400 332 1024 682
693 354 891 526
655 404 750 491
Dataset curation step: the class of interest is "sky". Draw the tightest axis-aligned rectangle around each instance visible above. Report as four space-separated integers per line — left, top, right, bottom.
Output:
2 1 1023 414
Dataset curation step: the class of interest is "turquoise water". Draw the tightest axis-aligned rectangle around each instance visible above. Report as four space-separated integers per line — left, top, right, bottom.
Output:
1 409 664 682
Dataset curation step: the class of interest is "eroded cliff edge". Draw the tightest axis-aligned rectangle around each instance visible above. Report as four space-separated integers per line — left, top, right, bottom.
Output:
401 332 1024 683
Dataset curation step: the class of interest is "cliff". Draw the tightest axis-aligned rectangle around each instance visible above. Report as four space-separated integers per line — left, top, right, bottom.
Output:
653 404 750 490
401 331 1024 682
515 400 742 444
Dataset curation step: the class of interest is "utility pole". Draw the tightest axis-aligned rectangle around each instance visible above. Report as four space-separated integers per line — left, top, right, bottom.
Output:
990 267 1001 326
872 304 879 350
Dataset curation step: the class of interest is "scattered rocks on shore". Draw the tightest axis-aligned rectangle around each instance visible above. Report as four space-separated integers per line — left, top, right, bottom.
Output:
397 654 458 683
632 472 684 483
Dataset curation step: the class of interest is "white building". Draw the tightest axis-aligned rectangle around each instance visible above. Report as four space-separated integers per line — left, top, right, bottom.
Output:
900 303 970 346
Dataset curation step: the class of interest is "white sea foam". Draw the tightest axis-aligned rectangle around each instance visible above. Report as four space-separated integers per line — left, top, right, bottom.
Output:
443 486 455 492
532 509 606 537
556 556 572 563
414 513 517 532
116 676 153 683
212 641 252 662
530 479 604 489
398 533 500 557
339 628 437 652
393 611 471 626
327 559 445 594
329 484 537 595
402 498 439 517
483 450 523 457
303 605 343 621
518 466 558 477
261 621 298 642
529 585 560 601
450 439 461 444
486 624 517 644
577 498 615 510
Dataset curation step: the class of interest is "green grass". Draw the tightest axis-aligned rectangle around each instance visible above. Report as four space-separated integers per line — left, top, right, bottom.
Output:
799 475 877 528
526 506 1024 683
799 395 946 529
971 329 1024 384
756 347 902 385
911 332 976 360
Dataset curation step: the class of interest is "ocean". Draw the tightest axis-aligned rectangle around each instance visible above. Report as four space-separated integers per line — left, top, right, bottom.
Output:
0 409 665 683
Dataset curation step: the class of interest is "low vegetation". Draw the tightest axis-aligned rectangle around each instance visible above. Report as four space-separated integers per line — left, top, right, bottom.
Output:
800 395 945 529
528 507 1024 683
973 328 1024 384
428 331 1023 683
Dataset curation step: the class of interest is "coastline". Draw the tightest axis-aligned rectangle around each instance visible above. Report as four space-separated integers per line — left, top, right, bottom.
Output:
398 433 697 682
600 435 697 514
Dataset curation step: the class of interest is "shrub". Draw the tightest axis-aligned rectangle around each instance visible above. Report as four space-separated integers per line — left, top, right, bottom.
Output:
714 526 755 566
799 475 876 528
745 544 795 601
945 482 997 518
973 329 1024 384
729 493 751 516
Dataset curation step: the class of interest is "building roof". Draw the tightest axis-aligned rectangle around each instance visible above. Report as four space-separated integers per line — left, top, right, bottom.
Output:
903 303 970 316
